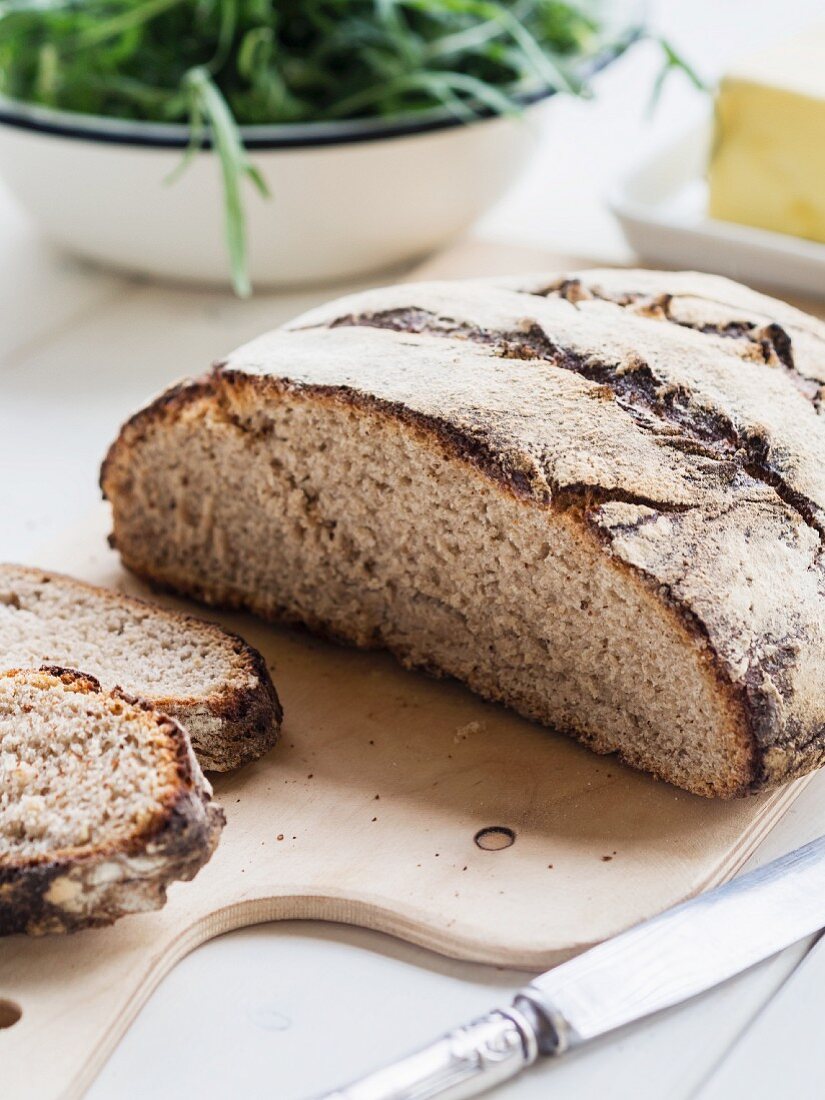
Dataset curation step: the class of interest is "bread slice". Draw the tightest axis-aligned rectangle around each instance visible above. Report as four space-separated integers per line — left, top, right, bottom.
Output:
0 565 282 771
101 269 825 798
0 667 224 935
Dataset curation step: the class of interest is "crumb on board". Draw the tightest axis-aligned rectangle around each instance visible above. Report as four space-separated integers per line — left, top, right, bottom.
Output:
454 720 485 743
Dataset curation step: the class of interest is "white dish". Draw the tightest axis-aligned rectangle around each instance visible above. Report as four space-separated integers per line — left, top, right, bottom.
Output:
0 99 547 291
609 121 825 299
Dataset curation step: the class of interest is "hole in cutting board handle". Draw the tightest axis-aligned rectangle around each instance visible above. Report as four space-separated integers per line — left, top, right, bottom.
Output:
474 826 516 851
0 999 22 1028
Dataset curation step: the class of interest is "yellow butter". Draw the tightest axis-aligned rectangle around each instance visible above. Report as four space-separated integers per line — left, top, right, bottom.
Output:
708 28 825 244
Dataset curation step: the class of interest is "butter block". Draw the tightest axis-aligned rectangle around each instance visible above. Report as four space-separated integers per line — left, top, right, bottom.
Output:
708 28 825 244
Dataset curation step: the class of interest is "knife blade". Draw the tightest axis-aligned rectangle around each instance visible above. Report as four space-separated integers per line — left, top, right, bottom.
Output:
317 834 825 1100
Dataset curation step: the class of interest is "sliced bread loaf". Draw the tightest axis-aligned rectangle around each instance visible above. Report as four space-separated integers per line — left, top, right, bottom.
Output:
0 667 224 935
101 269 825 798
0 565 282 771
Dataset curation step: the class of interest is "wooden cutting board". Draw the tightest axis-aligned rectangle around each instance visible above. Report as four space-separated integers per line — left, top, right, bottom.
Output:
1 244 815 1100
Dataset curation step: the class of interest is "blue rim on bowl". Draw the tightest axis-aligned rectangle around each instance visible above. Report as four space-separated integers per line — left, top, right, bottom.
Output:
0 30 641 150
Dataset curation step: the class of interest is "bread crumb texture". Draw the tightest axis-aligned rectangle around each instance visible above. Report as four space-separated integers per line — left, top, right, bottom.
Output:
101 269 825 798
0 671 181 861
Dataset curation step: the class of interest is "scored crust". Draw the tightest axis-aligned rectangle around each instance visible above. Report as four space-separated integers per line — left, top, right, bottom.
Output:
0 564 283 772
101 269 825 797
0 667 225 935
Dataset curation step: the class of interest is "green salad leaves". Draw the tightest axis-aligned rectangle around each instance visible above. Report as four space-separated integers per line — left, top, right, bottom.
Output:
0 1 641 293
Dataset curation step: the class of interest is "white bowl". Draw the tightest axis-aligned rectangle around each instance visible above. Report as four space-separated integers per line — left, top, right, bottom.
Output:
0 99 551 290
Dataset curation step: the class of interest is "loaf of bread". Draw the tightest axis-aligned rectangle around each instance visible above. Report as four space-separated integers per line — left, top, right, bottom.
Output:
0 565 282 771
0 667 224 935
102 269 825 797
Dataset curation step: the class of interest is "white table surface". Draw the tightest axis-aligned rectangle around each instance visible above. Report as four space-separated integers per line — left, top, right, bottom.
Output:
3 2 825 1098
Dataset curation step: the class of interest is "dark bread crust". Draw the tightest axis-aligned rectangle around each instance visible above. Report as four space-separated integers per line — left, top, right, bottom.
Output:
100 270 825 797
0 564 283 771
0 667 225 936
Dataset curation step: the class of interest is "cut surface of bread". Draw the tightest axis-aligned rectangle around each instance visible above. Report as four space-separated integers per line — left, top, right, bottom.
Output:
0 667 224 935
0 565 282 771
101 269 825 798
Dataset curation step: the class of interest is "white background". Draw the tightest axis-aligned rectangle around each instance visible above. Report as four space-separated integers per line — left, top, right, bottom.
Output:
3 2 825 1097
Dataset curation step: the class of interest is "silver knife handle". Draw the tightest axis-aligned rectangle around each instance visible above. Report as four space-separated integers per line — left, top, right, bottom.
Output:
318 1007 539 1100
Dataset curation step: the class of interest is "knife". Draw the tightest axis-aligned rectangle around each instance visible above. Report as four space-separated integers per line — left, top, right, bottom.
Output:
318 834 825 1100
